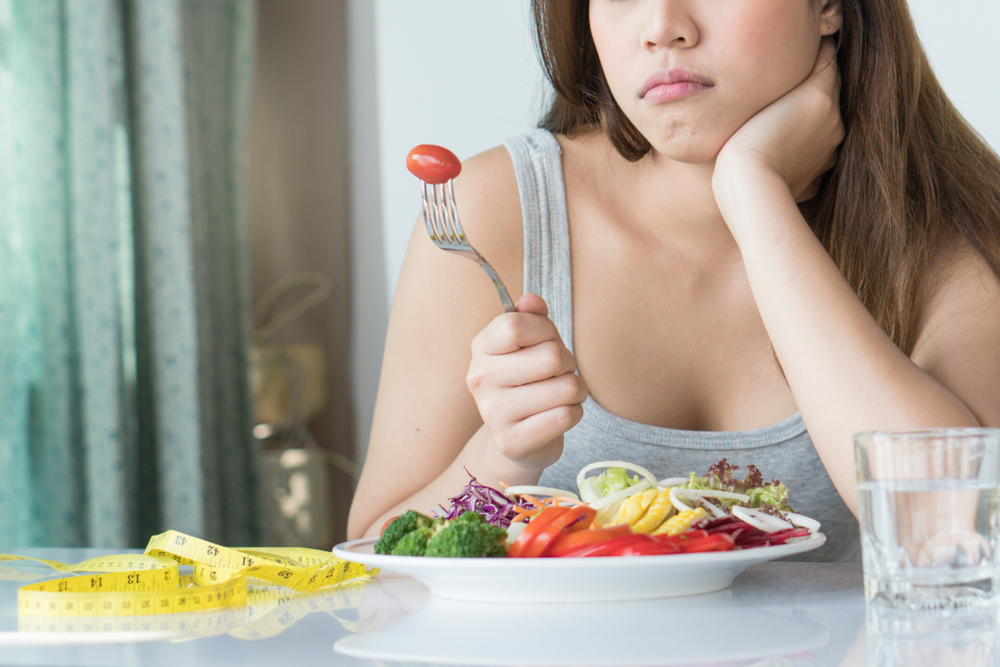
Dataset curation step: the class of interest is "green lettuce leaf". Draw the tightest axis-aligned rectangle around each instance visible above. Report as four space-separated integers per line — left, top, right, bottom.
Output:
682 458 792 511
594 467 642 497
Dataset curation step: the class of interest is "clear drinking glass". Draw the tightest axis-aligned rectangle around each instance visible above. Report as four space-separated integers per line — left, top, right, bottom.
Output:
855 428 1000 611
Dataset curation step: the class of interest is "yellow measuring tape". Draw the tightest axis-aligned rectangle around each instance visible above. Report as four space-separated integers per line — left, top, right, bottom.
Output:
6 530 377 620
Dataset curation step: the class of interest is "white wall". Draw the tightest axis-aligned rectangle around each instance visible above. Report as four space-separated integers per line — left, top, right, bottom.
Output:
910 0 1000 151
373 0 546 303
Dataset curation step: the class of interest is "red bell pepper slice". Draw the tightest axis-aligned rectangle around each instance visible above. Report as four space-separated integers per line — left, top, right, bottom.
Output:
676 533 736 553
650 529 709 545
555 533 656 558
547 525 633 558
507 506 569 558
614 540 683 557
519 505 598 558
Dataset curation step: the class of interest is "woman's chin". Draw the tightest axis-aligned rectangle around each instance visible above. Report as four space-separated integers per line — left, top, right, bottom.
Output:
638 127 727 166
649 142 723 166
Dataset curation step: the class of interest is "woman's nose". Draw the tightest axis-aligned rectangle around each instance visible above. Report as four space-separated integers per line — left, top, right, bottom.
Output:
641 0 699 51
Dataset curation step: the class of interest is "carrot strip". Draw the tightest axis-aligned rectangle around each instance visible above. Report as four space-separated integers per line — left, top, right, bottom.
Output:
511 506 540 523
509 492 590 524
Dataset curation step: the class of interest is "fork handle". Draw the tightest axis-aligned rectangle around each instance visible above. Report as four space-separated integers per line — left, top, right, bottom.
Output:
476 257 517 313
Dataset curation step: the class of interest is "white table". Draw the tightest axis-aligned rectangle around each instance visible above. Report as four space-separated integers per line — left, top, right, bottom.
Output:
0 548 990 666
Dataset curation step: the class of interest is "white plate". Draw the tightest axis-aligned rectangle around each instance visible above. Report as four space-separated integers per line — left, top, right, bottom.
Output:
332 532 825 603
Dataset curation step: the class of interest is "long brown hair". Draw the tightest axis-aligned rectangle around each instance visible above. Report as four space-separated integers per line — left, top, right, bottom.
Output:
532 0 1000 354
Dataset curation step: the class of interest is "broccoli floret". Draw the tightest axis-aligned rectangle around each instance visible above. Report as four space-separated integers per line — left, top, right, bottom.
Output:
424 520 509 558
452 511 507 541
452 510 487 526
450 512 507 556
390 527 432 556
482 527 509 558
377 510 508 558
374 510 433 554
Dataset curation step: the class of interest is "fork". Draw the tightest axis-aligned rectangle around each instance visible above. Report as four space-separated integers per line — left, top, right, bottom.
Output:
406 144 516 313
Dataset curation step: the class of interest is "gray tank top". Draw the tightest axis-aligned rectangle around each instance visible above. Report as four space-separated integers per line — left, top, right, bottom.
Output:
503 129 860 563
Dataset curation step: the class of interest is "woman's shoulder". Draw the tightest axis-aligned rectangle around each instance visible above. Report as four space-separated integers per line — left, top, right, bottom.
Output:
916 239 1000 334
912 237 1000 425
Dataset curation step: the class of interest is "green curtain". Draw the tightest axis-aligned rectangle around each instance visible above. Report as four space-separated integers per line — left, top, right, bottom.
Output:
0 0 261 548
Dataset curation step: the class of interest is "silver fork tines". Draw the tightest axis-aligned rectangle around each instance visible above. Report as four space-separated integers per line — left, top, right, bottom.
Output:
421 180 516 313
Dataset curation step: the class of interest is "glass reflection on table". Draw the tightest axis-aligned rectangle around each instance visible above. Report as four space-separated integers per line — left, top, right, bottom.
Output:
866 604 1000 667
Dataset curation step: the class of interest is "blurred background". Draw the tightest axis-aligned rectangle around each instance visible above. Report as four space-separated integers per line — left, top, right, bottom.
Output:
0 0 996 550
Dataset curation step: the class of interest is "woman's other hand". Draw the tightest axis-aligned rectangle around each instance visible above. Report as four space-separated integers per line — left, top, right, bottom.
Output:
467 293 588 471
713 37 844 205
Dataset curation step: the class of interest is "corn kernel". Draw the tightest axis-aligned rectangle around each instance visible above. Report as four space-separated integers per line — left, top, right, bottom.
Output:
631 489 675 534
653 507 709 536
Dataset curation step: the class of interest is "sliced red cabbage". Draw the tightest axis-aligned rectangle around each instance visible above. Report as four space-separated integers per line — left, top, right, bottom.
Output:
436 469 535 528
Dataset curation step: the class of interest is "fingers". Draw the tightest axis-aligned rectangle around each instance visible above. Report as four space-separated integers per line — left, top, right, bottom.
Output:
473 294 561 355
493 371 589 421
482 374 588 462
471 338 578 388
504 406 583 462
516 292 549 317
468 294 577 389
469 358 587 463
465 291 589 465
482 372 589 433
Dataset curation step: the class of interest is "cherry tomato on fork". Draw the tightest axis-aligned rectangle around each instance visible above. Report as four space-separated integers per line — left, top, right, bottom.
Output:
406 144 462 184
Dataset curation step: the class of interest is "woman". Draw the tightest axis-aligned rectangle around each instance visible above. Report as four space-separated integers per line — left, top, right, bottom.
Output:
347 0 1000 562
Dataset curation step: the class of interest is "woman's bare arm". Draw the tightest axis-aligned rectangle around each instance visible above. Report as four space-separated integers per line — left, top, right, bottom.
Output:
346 145 587 540
346 146 521 540
711 41 1000 517
718 171 997 516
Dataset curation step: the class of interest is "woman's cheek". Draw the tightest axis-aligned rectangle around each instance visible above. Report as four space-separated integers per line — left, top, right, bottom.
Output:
722 19 773 58
719 38 816 124
718 2 817 88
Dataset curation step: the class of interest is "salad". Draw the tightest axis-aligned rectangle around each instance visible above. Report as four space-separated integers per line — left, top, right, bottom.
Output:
376 459 820 558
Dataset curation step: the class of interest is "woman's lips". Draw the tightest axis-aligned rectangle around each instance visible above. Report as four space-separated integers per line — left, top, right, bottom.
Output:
643 81 711 103
639 69 713 103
